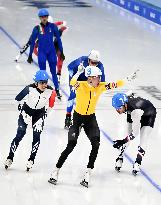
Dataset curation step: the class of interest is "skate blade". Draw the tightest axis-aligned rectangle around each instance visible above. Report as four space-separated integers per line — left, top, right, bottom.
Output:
132 170 138 176
48 178 57 185
5 165 8 170
115 167 121 172
80 181 88 188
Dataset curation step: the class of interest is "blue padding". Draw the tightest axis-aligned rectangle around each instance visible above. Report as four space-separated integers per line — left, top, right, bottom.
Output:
107 0 161 25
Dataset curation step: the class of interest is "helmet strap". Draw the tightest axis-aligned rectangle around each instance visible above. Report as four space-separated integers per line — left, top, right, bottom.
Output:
124 104 128 113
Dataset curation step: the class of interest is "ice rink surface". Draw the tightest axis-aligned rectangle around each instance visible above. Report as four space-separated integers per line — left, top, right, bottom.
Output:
0 0 161 204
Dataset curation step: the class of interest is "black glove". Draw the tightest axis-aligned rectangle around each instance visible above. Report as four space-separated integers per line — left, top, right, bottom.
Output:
60 52 65 61
113 139 126 149
27 55 33 64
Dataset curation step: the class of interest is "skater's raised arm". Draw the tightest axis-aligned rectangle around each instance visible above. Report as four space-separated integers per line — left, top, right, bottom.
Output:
70 63 85 88
105 79 125 90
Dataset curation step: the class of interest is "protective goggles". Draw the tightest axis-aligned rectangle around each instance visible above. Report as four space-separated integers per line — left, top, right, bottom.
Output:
38 80 48 84
40 15 48 18
90 60 99 66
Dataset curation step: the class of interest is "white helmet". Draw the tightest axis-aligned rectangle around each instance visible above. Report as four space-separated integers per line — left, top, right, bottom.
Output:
85 66 102 77
48 16 53 23
88 50 100 62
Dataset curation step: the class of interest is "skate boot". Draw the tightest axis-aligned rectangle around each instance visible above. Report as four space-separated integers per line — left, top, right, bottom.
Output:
4 159 13 170
56 89 62 100
26 160 34 172
48 168 60 185
132 162 140 176
64 114 72 130
80 168 91 188
115 157 123 172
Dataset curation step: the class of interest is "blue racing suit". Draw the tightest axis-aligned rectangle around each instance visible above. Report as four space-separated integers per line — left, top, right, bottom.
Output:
29 22 63 90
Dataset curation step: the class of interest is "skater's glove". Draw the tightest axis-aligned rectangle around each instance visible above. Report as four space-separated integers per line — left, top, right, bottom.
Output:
113 139 126 149
27 55 33 64
77 63 85 74
60 52 65 61
33 118 44 133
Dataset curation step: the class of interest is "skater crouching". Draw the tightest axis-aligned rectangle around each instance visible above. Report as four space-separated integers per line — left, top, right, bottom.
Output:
112 92 157 175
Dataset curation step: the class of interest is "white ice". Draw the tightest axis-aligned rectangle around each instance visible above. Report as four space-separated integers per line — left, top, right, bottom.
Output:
0 0 161 204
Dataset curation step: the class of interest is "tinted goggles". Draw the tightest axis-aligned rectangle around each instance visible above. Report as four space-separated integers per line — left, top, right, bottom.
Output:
38 80 48 84
90 60 98 65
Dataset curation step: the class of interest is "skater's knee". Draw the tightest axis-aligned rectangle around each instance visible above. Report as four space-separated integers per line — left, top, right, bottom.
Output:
67 99 75 108
66 140 77 152
14 130 25 142
17 123 27 136
18 124 26 132
91 137 100 150
93 141 100 149
33 131 41 140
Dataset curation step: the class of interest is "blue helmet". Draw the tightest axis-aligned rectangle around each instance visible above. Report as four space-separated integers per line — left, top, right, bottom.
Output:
38 8 49 17
33 70 49 82
112 93 128 109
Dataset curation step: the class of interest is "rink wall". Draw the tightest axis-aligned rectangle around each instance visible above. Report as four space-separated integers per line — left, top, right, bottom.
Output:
106 0 161 25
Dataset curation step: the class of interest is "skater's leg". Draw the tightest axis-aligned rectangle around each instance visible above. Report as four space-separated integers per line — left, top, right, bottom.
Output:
116 122 132 170
27 113 45 165
49 112 82 185
133 112 156 175
28 131 41 162
80 115 100 187
84 115 100 169
56 51 64 75
113 123 132 172
56 112 82 168
132 126 152 175
47 52 59 90
66 89 76 114
38 51 47 70
7 114 27 161
56 125 80 168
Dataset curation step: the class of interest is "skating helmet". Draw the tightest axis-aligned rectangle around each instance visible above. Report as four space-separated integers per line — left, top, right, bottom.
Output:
88 50 100 62
33 70 49 82
85 66 102 77
38 8 49 17
112 93 128 109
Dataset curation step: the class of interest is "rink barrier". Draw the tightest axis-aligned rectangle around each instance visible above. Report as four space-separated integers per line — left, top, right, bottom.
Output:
0 25 161 193
106 0 161 25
